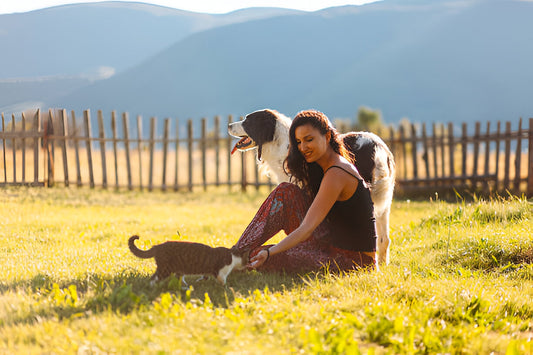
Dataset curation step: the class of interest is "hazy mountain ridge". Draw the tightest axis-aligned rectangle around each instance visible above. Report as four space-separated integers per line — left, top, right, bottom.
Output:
0 2 300 78
2 0 533 125
0 1 300 112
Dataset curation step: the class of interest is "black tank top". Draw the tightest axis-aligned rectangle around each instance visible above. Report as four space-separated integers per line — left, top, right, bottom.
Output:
324 166 377 252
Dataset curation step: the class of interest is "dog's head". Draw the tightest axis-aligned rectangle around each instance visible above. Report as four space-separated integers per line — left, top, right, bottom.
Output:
228 109 280 160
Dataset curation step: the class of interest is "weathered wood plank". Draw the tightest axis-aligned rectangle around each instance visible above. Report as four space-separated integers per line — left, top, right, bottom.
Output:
83 110 95 188
448 122 455 178
162 118 170 191
215 116 220 187
97 110 107 188
187 119 193 192
227 115 233 190
173 119 179 191
148 117 156 191
71 111 82 187
122 112 132 190
59 110 69 187
111 111 119 189
11 114 17 183
34 110 42 185
503 121 511 191
201 118 207 191
513 118 522 194
137 115 143 190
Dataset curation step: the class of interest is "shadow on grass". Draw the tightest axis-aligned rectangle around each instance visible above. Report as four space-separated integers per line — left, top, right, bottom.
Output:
0 268 323 326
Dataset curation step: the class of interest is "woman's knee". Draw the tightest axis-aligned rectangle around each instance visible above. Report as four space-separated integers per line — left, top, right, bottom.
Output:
274 182 302 196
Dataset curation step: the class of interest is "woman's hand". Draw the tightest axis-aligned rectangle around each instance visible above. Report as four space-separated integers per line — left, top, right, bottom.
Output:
249 249 269 269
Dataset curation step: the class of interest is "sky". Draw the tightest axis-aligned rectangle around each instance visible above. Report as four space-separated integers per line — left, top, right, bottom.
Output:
0 0 378 15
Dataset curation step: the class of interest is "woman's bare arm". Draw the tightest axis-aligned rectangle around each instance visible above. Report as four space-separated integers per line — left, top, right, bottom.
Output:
250 168 357 267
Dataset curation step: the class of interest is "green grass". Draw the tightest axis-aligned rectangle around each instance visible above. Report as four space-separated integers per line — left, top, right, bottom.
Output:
0 187 532 354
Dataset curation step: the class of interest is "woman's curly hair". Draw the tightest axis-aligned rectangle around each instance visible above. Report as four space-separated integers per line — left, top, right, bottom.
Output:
284 109 354 196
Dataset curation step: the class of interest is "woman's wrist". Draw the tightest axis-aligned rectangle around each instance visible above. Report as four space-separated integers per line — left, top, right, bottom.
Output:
264 245 275 261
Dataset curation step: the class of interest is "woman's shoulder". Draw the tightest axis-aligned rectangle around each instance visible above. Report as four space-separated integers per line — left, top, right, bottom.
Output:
324 161 362 181
324 159 354 174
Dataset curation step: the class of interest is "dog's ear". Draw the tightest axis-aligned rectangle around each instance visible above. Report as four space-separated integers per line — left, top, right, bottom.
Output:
243 110 277 147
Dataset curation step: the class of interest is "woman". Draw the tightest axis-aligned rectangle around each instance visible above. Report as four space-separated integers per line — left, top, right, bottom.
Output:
235 109 377 273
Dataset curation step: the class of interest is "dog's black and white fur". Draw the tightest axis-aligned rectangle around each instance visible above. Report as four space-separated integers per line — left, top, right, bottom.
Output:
229 109 395 265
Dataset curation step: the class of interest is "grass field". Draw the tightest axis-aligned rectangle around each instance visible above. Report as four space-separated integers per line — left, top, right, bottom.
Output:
0 187 532 354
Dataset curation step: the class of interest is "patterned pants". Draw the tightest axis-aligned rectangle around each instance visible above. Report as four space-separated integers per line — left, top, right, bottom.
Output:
235 182 376 273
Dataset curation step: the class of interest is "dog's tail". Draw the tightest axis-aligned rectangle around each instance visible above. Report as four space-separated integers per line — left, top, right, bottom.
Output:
128 235 156 259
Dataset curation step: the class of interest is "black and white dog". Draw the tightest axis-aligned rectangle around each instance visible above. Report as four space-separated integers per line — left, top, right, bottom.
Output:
229 109 395 266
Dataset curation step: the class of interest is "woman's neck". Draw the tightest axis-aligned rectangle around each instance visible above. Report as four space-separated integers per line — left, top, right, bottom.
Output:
316 149 340 171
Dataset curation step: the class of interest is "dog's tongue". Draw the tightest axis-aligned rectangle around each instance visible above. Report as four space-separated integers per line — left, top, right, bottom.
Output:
231 137 252 155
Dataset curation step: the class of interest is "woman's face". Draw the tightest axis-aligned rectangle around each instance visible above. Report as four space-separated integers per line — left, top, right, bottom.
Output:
294 124 330 163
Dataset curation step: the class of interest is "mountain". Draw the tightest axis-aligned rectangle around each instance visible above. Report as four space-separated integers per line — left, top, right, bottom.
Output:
47 0 533 125
0 2 300 112
3 0 533 126
0 2 300 78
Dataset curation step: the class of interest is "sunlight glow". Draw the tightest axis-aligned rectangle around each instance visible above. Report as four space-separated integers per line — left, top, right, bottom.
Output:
0 0 379 15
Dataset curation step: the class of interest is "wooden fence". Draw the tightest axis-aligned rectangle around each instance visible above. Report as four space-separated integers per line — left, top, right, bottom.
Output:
382 118 533 198
1 109 532 198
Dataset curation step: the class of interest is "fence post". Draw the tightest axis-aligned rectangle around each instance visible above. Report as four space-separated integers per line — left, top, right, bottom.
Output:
527 118 533 198
11 114 18 184
97 110 107 189
137 115 144 191
46 110 56 187
483 121 491 194
215 116 220 187
148 117 156 192
421 122 430 179
461 123 467 179
34 109 42 185
84 110 95 188
162 118 170 191
71 111 82 187
110 111 119 189
513 118 522 194
60 110 69 187
472 122 481 180
448 122 455 179
187 119 193 192
410 123 418 180
201 118 207 191
173 118 179 191
399 125 406 179
21 112 27 183
227 115 233 191
123 112 132 190
503 121 511 191
431 123 438 186
494 121 501 192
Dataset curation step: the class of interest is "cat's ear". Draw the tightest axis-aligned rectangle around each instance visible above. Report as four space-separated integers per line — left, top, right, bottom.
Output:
230 245 250 259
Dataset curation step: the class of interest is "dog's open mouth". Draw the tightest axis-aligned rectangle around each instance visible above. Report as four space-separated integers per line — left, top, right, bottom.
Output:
231 136 256 154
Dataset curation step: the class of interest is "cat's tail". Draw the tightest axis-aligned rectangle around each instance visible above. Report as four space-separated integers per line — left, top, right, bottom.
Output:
128 235 156 259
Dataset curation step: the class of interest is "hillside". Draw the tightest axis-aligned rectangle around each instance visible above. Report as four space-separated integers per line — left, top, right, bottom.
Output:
0 2 299 78
50 0 533 124
3 0 533 125
0 2 299 112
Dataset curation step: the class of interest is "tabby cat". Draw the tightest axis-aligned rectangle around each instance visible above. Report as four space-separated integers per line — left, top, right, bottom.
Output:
128 235 249 285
